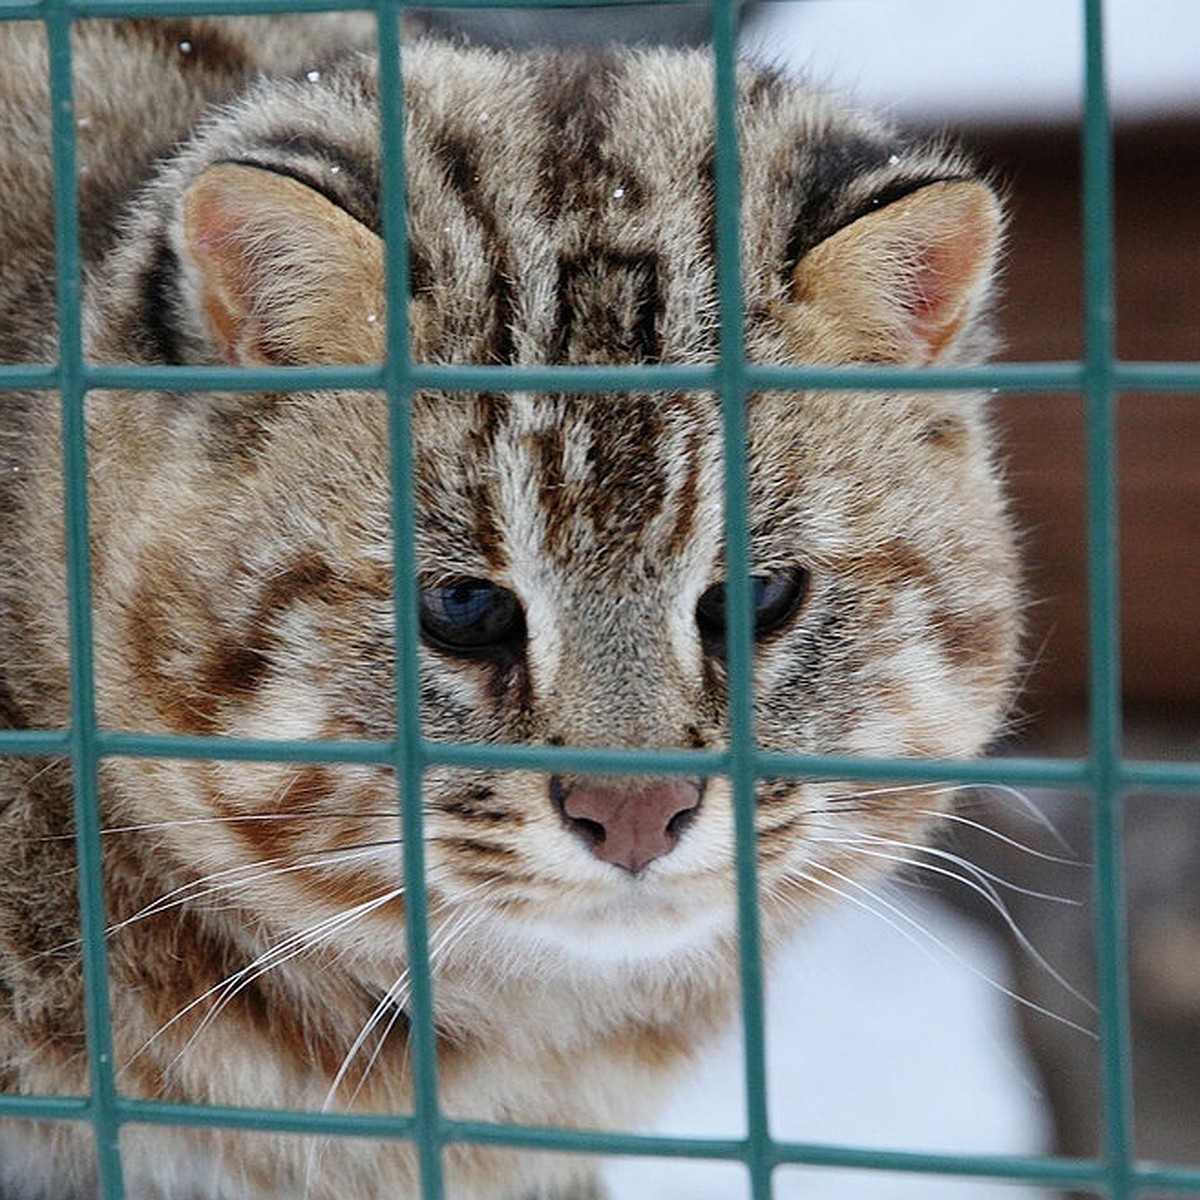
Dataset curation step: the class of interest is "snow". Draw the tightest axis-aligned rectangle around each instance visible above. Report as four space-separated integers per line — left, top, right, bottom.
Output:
605 890 1055 1198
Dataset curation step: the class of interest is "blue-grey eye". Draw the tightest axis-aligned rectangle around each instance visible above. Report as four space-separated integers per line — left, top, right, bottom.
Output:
419 578 525 654
695 566 810 650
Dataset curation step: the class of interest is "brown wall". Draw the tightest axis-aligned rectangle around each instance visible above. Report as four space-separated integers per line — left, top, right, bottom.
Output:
963 121 1200 727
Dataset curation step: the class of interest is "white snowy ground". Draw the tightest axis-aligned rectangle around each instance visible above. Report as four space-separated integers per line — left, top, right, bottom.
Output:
603 889 1056 1200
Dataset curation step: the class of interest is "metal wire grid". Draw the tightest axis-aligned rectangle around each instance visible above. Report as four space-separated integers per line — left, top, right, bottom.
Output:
0 0 1198 1196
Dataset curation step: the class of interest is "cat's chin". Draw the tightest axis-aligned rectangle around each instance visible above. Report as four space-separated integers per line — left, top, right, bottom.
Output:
502 883 735 969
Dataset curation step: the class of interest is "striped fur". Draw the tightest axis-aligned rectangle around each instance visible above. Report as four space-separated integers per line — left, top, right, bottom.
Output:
0 22 1019 1200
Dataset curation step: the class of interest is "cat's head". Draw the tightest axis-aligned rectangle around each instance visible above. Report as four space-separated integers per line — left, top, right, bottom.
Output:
82 45 1018 985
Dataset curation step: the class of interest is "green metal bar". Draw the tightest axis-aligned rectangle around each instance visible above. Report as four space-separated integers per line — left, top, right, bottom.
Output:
440 1121 1107 1189
0 1093 91 1120
119 1099 419 1139
15 1076 1200 1197
43 2 128 1195
1118 761 1200 793
1132 1164 1200 1193
406 362 1088 394
72 360 1085 394
96 730 397 765
63 726 1200 819
1114 361 1200 391
8 358 1200 396
771 1144 1109 1188
87 363 385 392
47 0 695 12
0 364 60 389
0 729 73 755
81 729 1200 795
15 1078 1200 1197
709 3 773 1197
1080 6 1136 1200
379 6 448 1197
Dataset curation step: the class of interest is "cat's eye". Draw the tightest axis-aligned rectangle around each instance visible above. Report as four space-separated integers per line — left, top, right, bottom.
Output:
695 566 810 651
419 578 525 655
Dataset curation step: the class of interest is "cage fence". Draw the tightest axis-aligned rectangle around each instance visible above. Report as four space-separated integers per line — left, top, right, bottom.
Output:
0 0 1198 1199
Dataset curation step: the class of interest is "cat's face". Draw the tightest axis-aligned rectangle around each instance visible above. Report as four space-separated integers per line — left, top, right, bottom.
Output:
93 387 1015 986
76 45 1018 998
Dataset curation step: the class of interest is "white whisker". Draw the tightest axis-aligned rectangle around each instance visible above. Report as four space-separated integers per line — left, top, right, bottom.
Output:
28 841 401 964
91 811 403 836
919 807 1084 867
815 829 1081 906
825 780 941 804
303 967 411 1199
812 832 1096 1022
977 783 1079 853
824 780 1080 857
110 841 400 934
774 864 945 965
788 860 1096 1039
302 894 494 1198
125 888 403 1080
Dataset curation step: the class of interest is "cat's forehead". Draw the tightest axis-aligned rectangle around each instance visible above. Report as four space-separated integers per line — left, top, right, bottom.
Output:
403 389 965 583
410 392 725 582
154 40 996 584
397 47 911 366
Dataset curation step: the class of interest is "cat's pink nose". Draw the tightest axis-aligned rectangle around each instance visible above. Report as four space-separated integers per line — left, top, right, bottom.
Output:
553 777 704 873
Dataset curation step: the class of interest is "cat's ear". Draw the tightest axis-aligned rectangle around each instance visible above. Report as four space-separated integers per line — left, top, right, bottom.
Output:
790 179 1002 365
180 163 385 365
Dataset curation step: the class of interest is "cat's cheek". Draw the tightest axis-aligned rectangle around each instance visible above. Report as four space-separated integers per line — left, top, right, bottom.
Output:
102 756 408 955
841 632 1014 762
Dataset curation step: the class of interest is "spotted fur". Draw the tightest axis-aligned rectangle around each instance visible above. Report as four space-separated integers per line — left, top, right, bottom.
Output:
0 21 1019 1200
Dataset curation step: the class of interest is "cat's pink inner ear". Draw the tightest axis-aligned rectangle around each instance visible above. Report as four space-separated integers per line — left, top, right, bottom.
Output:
791 179 1002 365
181 162 385 365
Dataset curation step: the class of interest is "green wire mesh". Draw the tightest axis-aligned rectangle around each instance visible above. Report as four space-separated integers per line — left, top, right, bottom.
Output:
1 0 1199 1197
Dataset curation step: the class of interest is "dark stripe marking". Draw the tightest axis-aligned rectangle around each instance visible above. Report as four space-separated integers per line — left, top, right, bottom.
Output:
116 19 253 84
782 136 903 273
137 233 187 364
250 136 382 233
429 130 515 364
551 249 662 365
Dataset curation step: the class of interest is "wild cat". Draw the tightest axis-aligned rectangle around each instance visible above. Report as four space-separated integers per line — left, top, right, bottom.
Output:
0 15 1020 1200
